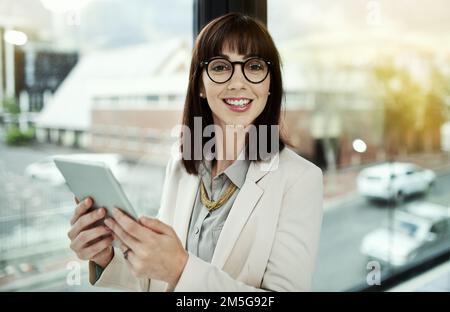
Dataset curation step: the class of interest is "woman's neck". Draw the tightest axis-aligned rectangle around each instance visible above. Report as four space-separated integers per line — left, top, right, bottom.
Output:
211 121 248 178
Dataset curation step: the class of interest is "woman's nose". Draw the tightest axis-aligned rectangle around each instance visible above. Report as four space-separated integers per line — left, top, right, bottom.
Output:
227 64 247 89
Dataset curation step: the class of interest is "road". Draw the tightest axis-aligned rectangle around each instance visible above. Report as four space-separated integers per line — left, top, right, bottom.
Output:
313 172 450 291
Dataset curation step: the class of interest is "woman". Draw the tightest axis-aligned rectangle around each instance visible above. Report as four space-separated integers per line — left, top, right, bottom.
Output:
67 13 323 292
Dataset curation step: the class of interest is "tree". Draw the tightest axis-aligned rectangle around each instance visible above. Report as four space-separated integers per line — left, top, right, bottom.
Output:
422 68 449 151
2 97 21 115
372 59 448 157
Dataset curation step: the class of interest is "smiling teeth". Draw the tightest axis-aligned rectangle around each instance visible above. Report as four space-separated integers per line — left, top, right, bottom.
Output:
224 99 251 106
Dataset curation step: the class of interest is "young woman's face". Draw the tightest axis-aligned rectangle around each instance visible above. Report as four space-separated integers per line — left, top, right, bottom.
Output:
200 47 270 129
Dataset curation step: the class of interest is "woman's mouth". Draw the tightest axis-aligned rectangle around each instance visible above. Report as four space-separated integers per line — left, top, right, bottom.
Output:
223 98 253 112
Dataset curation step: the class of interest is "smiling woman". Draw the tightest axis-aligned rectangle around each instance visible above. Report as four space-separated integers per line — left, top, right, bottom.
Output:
181 12 287 174
67 12 323 292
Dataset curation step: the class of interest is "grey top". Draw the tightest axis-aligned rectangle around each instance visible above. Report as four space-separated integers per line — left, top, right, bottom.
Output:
186 148 251 263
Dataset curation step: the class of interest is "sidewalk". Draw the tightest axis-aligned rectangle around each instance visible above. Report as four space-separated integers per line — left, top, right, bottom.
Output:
323 152 450 209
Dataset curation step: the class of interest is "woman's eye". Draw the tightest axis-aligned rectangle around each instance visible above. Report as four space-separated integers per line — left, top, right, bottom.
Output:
212 65 229 72
248 63 264 71
210 62 231 72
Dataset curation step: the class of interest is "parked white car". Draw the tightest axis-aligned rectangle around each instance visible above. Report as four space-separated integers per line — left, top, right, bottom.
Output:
357 162 436 203
360 201 450 267
24 153 129 186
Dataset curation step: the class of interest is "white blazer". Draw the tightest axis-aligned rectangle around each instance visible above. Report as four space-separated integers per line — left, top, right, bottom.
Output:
89 147 323 291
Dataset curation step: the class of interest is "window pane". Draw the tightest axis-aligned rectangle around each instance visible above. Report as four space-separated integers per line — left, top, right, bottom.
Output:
0 0 192 291
269 0 450 291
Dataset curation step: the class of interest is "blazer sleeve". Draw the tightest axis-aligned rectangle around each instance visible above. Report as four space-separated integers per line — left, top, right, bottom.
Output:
88 156 176 291
88 248 149 291
173 165 324 292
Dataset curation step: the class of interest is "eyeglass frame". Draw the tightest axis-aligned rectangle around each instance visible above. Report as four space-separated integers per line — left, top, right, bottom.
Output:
200 57 272 84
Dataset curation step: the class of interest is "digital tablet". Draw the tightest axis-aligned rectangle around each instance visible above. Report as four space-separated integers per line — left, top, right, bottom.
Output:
53 156 138 220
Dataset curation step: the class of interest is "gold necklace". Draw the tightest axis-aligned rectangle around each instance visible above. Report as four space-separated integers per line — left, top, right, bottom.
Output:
200 178 237 212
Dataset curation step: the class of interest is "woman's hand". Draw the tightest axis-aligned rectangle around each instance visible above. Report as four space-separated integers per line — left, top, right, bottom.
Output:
68 197 114 269
104 208 188 287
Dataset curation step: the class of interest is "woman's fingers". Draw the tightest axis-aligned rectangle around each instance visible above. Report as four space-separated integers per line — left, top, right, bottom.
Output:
70 225 112 251
111 208 151 241
91 246 113 263
79 236 114 260
117 240 136 263
118 242 129 254
115 234 129 251
68 208 106 240
139 217 171 235
104 217 141 252
110 231 130 254
70 197 93 225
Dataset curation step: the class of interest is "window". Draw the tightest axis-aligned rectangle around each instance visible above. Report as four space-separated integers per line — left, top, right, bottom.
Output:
269 0 450 291
430 220 447 236
0 0 192 291
1 0 449 293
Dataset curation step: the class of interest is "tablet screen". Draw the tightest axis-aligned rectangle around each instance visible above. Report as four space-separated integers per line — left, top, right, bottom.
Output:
54 157 138 220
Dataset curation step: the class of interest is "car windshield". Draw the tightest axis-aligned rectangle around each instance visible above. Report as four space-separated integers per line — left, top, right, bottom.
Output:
388 219 422 238
39 158 53 164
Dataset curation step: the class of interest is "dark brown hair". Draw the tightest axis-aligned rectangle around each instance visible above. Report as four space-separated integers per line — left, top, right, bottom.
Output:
180 12 291 175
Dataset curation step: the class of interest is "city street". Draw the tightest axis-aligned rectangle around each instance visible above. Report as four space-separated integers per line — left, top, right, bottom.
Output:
314 171 450 291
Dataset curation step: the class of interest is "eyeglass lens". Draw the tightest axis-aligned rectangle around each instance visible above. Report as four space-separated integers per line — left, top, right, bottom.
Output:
207 58 269 83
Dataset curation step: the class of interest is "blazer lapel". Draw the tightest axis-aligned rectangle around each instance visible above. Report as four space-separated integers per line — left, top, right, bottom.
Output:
172 172 200 249
211 153 279 269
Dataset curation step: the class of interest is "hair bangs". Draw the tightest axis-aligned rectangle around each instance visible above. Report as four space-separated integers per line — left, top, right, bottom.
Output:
199 15 274 62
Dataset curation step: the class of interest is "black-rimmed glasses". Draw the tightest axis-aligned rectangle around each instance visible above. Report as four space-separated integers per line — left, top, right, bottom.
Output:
200 57 271 84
